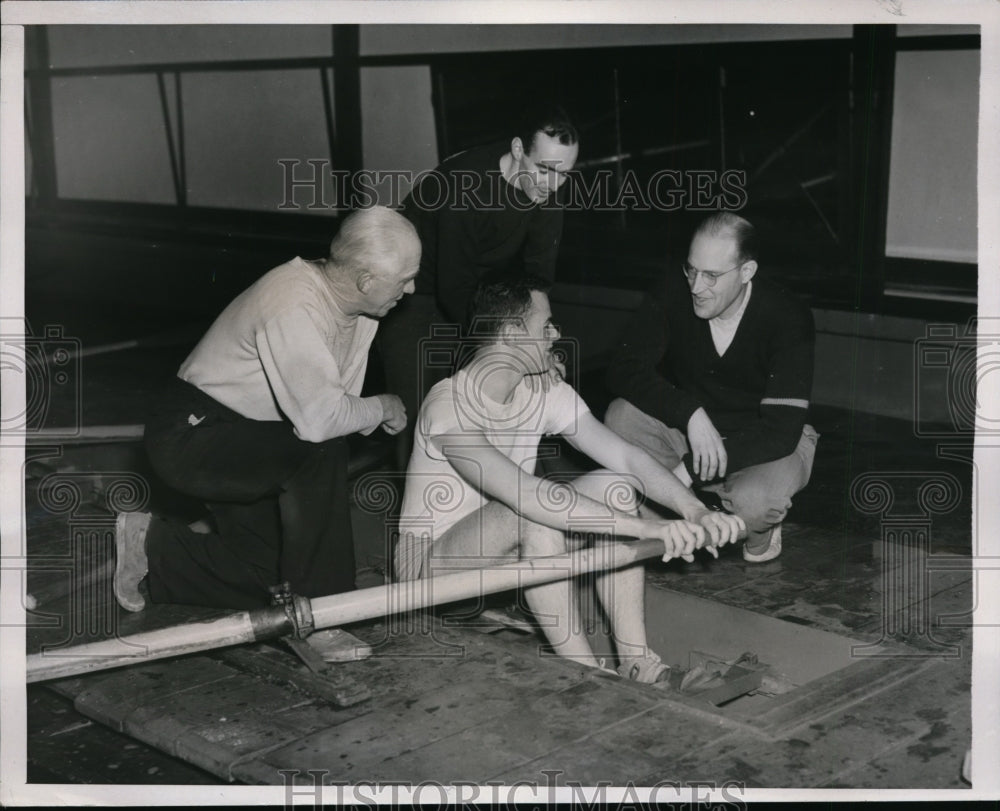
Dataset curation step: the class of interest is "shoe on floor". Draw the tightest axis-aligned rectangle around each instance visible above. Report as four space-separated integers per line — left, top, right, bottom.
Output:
617 651 671 684
305 628 373 662
114 512 151 612
742 523 782 563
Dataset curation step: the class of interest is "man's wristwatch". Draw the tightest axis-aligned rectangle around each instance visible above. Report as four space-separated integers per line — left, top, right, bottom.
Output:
693 487 727 513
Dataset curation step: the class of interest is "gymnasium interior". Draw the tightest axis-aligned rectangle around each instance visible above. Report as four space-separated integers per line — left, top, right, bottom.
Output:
6 20 986 792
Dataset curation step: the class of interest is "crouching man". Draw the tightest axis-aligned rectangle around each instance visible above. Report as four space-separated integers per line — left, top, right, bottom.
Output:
395 275 744 683
114 207 420 635
605 212 818 562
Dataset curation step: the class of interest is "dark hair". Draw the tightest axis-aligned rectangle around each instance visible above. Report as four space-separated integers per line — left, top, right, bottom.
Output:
517 104 578 154
468 272 552 341
694 212 758 264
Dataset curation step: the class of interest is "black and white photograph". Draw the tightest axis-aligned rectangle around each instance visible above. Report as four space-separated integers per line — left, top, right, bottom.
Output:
1 0 998 805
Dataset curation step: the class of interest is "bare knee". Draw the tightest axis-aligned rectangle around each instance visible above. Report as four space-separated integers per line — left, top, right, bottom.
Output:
727 486 793 529
521 521 567 557
603 398 633 433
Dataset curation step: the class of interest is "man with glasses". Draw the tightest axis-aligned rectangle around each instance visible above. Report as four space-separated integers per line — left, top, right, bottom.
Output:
604 212 817 562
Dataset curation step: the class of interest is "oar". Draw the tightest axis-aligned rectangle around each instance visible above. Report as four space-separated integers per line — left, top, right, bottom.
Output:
26 538 667 684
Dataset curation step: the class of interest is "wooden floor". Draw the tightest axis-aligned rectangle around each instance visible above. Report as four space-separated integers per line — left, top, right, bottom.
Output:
28 599 957 788
17 280 974 789
22 437 973 788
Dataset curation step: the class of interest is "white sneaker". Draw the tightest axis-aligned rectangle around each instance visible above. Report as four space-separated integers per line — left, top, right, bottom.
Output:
305 628 373 662
742 524 782 563
617 651 671 684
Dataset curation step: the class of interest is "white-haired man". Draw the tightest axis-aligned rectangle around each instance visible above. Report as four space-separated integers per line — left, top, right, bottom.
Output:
396 274 744 682
114 207 420 623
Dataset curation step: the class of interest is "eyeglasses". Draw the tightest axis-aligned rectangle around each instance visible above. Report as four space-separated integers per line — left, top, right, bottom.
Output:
681 261 744 287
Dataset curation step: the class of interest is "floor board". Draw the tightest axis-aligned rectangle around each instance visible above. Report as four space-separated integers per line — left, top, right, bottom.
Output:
19 349 973 789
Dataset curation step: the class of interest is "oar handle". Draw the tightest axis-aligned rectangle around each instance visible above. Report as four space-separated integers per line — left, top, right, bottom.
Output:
25 537 670 683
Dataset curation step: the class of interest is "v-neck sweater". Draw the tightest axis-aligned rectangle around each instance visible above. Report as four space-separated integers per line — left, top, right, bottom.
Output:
606 271 815 475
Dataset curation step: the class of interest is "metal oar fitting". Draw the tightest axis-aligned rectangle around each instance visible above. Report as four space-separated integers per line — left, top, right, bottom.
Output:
247 582 315 641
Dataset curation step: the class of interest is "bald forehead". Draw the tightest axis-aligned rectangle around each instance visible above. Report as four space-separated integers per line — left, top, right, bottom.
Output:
689 229 739 264
384 222 420 256
373 238 420 276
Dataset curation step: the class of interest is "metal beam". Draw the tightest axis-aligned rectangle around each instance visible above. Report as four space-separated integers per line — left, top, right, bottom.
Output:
25 26 58 206
332 25 363 183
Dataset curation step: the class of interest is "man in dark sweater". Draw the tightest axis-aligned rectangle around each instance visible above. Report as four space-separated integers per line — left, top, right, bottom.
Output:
402 104 579 323
379 104 579 465
604 212 818 562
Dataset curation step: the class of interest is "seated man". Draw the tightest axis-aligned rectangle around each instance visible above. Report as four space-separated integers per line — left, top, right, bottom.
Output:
113 207 420 626
395 275 744 682
604 212 818 563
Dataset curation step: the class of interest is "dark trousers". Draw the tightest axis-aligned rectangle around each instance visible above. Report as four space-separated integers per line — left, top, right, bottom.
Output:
377 292 452 469
143 378 355 609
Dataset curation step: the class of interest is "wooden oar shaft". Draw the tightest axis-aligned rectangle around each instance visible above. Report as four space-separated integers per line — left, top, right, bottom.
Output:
310 537 666 629
25 538 665 683
27 613 263 683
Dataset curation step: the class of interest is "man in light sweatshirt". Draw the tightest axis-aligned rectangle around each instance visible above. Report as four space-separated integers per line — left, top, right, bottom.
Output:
114 206 420 618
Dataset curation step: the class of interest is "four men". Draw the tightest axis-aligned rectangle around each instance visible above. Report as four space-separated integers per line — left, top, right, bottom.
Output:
119 114 816 675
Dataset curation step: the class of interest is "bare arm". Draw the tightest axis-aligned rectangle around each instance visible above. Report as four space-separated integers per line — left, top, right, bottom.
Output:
564 412 707 521
432 430 707 561
434 429 647 535
564 412 745 550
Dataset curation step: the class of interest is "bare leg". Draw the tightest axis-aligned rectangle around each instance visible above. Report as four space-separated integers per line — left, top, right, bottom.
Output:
428 500 600 666
571 470 654 668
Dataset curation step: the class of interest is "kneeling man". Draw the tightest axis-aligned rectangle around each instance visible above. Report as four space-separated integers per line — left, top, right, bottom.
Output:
115 207 419 619
395 275 743 682
605 212 818 562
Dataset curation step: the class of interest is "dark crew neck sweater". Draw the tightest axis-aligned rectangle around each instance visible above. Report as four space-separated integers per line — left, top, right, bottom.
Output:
606 272 815 477
401 142 565 324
